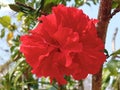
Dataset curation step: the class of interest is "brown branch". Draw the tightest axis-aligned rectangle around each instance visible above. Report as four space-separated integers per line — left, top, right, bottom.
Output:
110 6 120 19
96 0 112 42
92 0 113 90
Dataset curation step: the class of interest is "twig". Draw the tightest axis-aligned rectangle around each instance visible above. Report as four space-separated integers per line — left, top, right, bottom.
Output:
110 6 120 18
112 28 118 52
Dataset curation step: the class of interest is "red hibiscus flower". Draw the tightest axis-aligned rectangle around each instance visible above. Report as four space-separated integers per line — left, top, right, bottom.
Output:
20 5 106 85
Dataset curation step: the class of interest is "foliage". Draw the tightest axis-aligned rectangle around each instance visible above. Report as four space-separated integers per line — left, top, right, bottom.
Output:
102 49 120 90
0 0 120 90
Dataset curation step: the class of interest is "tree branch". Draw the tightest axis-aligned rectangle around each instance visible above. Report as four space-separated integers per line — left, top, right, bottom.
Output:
92 0 113 90
96 0 112 42
110 6 120 19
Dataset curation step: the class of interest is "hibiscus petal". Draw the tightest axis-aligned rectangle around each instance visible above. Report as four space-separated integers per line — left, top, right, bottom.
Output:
20 4 106 85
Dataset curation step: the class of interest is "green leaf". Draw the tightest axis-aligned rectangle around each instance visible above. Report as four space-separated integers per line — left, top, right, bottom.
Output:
110 49 120 56
10 46 16 53
0 28 5 38
8 24 17 31
17 12 24 21
41 0 61 13
0 16 11 27
92 0 99 5
9 4 21 12
75 0 84 7
13 71 23 87
107 60 119 76
102 68 111 83
86 2 91 6
15 0 25 4
112 0 120 8
112 2 119 8
9 59 24 80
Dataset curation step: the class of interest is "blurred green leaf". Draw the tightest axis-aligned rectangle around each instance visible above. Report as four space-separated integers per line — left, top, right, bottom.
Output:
9 3 35 14
107 60 119 76
9 4 21 12
8 24 17 31
102 68 111 83
0 16 11 27
13 71 23 87
112 76 120 90
74 0 99 7
112 0 120 8
9 59 24 80
111 49 120 56
10 46 16 53
17 12 24 21
75 0 84 7
86 2 91 6
102 67 115 90
15 0 25 4
112 2 119 8
93 0 99 5
0 28 5 38
41 0 61 13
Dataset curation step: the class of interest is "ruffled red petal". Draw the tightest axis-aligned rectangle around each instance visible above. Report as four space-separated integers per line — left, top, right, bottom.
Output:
20 4 106 85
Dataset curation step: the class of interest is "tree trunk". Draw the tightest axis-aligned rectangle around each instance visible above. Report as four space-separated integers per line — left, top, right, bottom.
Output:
92 0 112 90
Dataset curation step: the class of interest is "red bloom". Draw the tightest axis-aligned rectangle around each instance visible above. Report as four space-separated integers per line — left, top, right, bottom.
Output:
20 5 106 85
